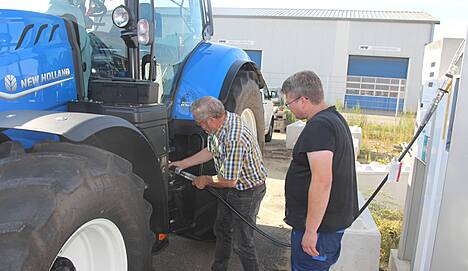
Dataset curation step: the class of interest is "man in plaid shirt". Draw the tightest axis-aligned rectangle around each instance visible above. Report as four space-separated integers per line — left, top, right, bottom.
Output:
170 96 267 271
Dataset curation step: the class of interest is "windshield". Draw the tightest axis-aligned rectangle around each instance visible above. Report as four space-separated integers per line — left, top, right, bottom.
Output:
1 0 128 94
154 0 204 100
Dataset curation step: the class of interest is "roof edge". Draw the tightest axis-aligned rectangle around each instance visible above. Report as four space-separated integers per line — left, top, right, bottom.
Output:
212 7 440 24
213 14 440 24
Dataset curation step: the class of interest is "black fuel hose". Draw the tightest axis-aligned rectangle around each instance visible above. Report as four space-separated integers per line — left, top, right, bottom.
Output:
170 167 291 248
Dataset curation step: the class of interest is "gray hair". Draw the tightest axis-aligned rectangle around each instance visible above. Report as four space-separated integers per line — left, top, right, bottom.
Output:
190 96 226 120
281 70 324 104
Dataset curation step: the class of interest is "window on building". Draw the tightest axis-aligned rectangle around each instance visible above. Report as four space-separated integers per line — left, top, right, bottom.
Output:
346 89 360 95
347 76 361 82
345 75 406 98
346 82 360 88
375 91 389 97
362 77 376 83
431 62 436 67
428 82 434 87
429 72 435 77
376 78 390 84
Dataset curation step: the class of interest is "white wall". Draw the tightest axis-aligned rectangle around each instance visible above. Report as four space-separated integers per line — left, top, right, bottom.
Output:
212 16 434 111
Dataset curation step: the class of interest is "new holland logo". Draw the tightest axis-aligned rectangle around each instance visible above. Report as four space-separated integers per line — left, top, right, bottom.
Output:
4 75 17 92
1 69 74 101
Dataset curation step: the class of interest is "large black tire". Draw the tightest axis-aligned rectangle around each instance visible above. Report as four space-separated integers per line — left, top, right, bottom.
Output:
225 69 265 151
0 141 153 271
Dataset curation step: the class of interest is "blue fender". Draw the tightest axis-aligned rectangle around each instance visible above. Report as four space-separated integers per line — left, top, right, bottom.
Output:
170 41 254 120
0 110 139 148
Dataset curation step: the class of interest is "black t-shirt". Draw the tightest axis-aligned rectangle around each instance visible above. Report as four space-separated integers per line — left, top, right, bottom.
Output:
284 106 358 232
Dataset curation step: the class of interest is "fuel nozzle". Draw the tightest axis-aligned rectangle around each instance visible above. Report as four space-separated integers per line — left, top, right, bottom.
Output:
169 166 196 182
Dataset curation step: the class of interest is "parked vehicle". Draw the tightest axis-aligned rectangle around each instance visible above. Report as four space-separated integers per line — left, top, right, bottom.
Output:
262 88 275 142
269 88 284 106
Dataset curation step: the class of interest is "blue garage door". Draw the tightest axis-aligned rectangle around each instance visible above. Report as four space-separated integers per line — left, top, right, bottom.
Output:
345 55 408 112
244 50 262 70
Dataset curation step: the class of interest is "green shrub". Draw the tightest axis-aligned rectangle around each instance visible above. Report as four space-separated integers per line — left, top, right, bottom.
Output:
347 112 368 128
369 202 403 270
284 110 297 124
335 100 345 111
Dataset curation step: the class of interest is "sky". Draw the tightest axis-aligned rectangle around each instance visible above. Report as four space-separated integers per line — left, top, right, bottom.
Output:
211 0 468 40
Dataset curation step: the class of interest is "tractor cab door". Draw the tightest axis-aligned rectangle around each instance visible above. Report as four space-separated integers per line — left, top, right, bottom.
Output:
150 0 220 240
153 0 206 101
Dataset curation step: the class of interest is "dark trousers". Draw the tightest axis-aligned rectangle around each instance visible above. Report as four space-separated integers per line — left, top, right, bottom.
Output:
211 183 266 271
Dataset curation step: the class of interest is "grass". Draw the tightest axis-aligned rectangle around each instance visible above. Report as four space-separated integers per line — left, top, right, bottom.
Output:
341 105 416 164
368 201 403 270
283 103 416 164
355 118 414 164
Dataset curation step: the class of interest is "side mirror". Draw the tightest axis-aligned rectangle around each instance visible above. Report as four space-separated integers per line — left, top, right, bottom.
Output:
142 54 157 81
270 90 278 98
202 0 214 40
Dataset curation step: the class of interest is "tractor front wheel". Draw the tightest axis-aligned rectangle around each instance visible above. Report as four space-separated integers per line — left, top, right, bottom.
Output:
225 69 265 150
0 142 153 271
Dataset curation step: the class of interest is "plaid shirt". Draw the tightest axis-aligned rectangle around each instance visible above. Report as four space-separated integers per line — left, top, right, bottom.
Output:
207 112 267 190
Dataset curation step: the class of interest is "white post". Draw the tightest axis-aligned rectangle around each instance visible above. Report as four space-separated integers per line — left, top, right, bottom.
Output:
395 79 401 120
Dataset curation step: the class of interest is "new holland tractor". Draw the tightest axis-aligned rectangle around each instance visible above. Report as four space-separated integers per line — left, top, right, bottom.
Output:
0 0 267 270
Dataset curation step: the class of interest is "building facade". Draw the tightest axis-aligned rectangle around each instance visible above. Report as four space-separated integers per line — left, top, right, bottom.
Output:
212 8 439 112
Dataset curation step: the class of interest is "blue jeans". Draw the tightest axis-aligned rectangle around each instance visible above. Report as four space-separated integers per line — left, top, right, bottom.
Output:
291 229 344 271
212 184 266 271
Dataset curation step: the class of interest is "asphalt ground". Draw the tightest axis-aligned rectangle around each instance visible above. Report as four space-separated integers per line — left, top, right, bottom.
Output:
153 133 292 271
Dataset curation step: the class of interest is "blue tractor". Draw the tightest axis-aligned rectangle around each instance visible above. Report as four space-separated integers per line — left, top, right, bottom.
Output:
0 1 267 270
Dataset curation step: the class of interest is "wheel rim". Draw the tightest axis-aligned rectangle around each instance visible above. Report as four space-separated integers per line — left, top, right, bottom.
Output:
241 108 257 139
51 218 127 271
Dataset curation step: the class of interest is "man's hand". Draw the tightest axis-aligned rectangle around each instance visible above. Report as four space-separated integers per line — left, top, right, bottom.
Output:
168 160 189 170
301 230 319 257
192 176 211 189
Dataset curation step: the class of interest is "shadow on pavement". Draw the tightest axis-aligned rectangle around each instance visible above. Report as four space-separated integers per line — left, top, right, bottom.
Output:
153 224 291 271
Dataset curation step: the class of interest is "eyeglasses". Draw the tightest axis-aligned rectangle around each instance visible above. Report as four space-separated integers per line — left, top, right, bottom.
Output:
285 96 302 108
195 119 205 126
195 117 210 127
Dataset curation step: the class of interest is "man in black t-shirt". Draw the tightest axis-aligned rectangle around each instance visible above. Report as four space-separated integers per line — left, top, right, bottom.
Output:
281 71 358 270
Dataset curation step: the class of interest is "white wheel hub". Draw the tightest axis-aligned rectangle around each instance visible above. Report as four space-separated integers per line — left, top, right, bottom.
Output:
241 108 258 139
51 218 127 271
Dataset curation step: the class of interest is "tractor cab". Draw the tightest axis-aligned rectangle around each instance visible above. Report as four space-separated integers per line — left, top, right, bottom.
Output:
2 0 213 104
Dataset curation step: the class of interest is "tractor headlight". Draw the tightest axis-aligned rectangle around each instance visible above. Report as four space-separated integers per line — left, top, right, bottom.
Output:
137 19 151 45
112 5 131 28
